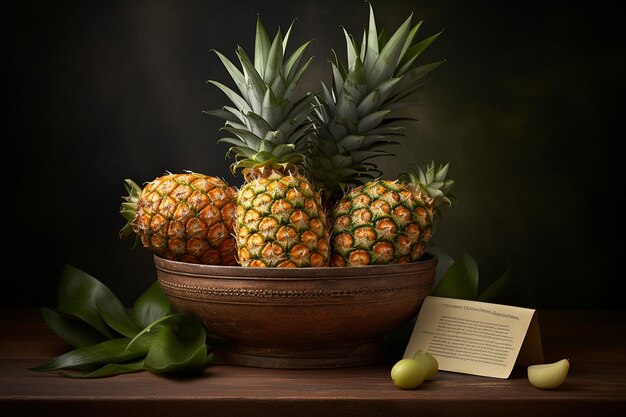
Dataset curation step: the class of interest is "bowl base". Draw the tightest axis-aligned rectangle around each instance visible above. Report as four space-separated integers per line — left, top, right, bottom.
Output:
218 339 385 369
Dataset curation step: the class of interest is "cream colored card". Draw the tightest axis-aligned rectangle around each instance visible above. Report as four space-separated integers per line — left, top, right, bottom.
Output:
403 296 544 379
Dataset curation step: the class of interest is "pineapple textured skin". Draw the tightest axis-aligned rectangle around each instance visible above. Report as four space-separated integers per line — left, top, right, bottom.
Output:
331 180 433 267
236 171 330 267
131 173 237 265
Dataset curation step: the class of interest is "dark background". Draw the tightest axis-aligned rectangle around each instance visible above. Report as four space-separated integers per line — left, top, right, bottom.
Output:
6 0 624 308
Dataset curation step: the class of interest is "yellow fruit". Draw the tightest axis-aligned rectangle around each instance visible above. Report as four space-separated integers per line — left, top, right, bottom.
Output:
235 171 330 267
527 359 570 389
120 173 237 265
331 163 454 267
413 350 439 380
390 359 425 389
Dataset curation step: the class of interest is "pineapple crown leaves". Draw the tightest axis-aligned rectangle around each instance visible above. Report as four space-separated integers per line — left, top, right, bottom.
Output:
319 4 444 134
398 161 457 216
309 3 444 199
118 179 142 246
204 16 317 174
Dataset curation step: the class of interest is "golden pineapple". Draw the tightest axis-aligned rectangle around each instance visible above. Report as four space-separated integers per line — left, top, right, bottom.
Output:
207 18 330 267
236 170 329 267
119 173 237 265
331 163 455 267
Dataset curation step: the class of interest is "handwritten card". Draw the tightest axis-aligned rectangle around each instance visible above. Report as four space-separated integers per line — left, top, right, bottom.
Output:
403 296 544 379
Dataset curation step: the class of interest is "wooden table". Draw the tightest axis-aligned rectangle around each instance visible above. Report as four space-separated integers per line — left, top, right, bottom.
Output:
1 309 624 416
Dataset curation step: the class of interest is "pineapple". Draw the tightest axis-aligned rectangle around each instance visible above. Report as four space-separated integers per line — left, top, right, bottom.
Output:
308 4 444 203
331 162 455 267
207 17 330 267
119 173 237 265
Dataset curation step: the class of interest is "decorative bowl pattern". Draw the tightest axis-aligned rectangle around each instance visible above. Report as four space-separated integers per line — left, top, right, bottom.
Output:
155 254 437 368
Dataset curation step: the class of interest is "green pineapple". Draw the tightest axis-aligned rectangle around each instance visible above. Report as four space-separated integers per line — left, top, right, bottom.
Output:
331 162 455 266
207 17 330 267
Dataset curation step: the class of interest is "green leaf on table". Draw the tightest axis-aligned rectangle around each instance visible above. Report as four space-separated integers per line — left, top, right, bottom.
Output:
130 314 210 374
431 252 479 300
60 359 145 379
35 265 214 378
56 265 122 339
98 299 142 339
477 261 512 303
132 281 173 328
41 306 106 348
31 335 153 372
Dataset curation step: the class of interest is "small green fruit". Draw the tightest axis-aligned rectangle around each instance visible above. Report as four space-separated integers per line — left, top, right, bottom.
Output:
413 350 439 380
527 359 570 389
390 359 426 389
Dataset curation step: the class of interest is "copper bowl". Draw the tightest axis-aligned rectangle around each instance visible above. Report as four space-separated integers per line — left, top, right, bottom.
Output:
154 254 437 369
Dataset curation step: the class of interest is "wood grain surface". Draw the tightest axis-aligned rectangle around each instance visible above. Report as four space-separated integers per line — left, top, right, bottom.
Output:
1 309 624 416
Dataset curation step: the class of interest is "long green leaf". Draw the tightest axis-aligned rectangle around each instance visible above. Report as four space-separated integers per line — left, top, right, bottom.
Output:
212 49 248 101
56 265 119 339
285 40 311 83
377 77 403 104
61 359 145 379
359 28 367 64
368 13 413 88
431 252 479 300
343 56 367 104
396 30 443 77
364 3 379 72
222 126 263 149
282 19 295 54
342 27 358 71
264 29 284 84
261 85 282 129
98 299 142 339
207 80 252 113
283 56 313 105
477 261 512 302
128 314 210 374
31 336 152 371
236 46 266 114
132 281 172 328
254 15 271 78
395 61 444 94
203 108 242 123
398 21 423 70
41 307 106 348
357 109 390 133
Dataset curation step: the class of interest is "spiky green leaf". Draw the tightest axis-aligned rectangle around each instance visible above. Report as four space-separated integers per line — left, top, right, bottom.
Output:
364 3 380 72
261 86 282 129
368 13 413 88
396 30 442 77
285 40 312 83
254 15 271 78
236 46 266 115
342 27 359 71
264 29 284 84
357 109 390 133
207 80 251 113
343 56 367 104
212 50 248 101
